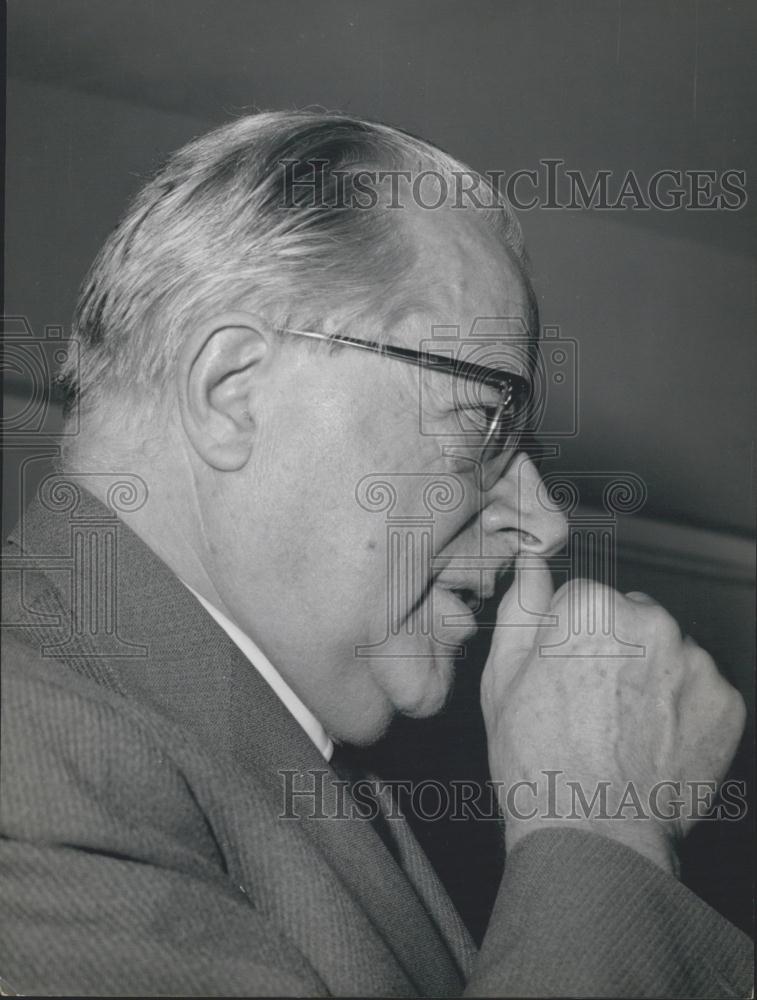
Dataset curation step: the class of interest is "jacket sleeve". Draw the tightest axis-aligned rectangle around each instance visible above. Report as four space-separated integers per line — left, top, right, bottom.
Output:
466 826 753 998
0 649 328 997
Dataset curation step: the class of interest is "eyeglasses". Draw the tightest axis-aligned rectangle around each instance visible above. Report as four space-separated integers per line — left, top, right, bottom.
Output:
276 326 532 489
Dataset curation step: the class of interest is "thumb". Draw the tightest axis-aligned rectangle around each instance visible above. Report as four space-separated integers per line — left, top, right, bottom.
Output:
485 555 555 693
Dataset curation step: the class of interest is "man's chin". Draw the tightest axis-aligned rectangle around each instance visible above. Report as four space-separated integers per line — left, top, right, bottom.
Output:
331 692 400 746
371 647 458 720
324 641 458 745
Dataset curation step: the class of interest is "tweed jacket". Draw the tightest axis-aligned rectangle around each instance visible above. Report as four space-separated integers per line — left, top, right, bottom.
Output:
0 483 752 996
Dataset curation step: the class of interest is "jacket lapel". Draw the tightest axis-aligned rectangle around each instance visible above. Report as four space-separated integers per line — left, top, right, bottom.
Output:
226 643 471 994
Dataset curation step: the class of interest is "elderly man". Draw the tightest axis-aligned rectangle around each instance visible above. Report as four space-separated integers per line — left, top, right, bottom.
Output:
0 112 751 996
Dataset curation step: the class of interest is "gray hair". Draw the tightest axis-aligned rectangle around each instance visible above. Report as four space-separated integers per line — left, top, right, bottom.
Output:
62 110 530 415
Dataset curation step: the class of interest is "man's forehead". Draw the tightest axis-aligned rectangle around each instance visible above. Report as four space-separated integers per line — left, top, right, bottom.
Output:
406 205 534 345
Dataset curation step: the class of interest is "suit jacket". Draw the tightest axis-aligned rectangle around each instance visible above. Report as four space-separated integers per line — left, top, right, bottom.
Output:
0 482 752 996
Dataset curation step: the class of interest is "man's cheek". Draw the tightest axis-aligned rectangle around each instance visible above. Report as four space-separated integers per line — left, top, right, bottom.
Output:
436 504 485 559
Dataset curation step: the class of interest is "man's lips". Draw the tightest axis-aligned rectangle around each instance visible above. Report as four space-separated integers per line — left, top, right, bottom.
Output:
434 571 501 608
432 585 481 639
402 560 514 626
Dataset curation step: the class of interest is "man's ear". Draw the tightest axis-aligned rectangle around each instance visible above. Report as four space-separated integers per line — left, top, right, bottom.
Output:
177 312 272 471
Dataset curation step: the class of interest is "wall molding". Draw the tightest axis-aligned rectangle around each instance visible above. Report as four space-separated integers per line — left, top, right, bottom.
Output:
595 510 756 585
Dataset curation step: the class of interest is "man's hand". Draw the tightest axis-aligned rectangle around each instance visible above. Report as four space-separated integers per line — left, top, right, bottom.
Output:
481 557 747 874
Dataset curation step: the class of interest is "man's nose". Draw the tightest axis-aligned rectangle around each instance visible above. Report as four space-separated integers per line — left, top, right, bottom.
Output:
481 453 568 557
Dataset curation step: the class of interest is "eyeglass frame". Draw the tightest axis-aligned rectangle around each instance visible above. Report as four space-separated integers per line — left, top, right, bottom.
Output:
275 326 533 489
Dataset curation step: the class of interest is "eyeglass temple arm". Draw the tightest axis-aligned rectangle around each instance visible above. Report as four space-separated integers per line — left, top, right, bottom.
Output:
278 326 528 395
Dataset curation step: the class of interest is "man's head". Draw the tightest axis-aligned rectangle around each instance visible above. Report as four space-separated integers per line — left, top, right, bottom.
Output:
64 111 532 412
63 111 567 743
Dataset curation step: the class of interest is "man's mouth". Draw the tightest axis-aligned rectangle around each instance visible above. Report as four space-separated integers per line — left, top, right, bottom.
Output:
434 573 500 614
431 585 481 640
450 587 488 612
403 562 512 632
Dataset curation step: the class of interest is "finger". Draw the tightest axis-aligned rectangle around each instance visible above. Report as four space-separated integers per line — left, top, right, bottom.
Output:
487 554 554 689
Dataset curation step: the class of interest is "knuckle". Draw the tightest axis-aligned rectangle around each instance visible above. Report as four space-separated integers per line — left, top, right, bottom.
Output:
615 589 675 635
624 590 656 605
684 641 736 700
708 686 748 753
694 658 747 733
723 684 747 734
641 601 680 639
684 636 716 672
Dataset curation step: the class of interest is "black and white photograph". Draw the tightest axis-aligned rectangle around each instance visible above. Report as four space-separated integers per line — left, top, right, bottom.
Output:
1 1 755 996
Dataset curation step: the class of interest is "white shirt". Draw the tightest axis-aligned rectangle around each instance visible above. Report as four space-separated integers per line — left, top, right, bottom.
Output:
183 583 334 762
